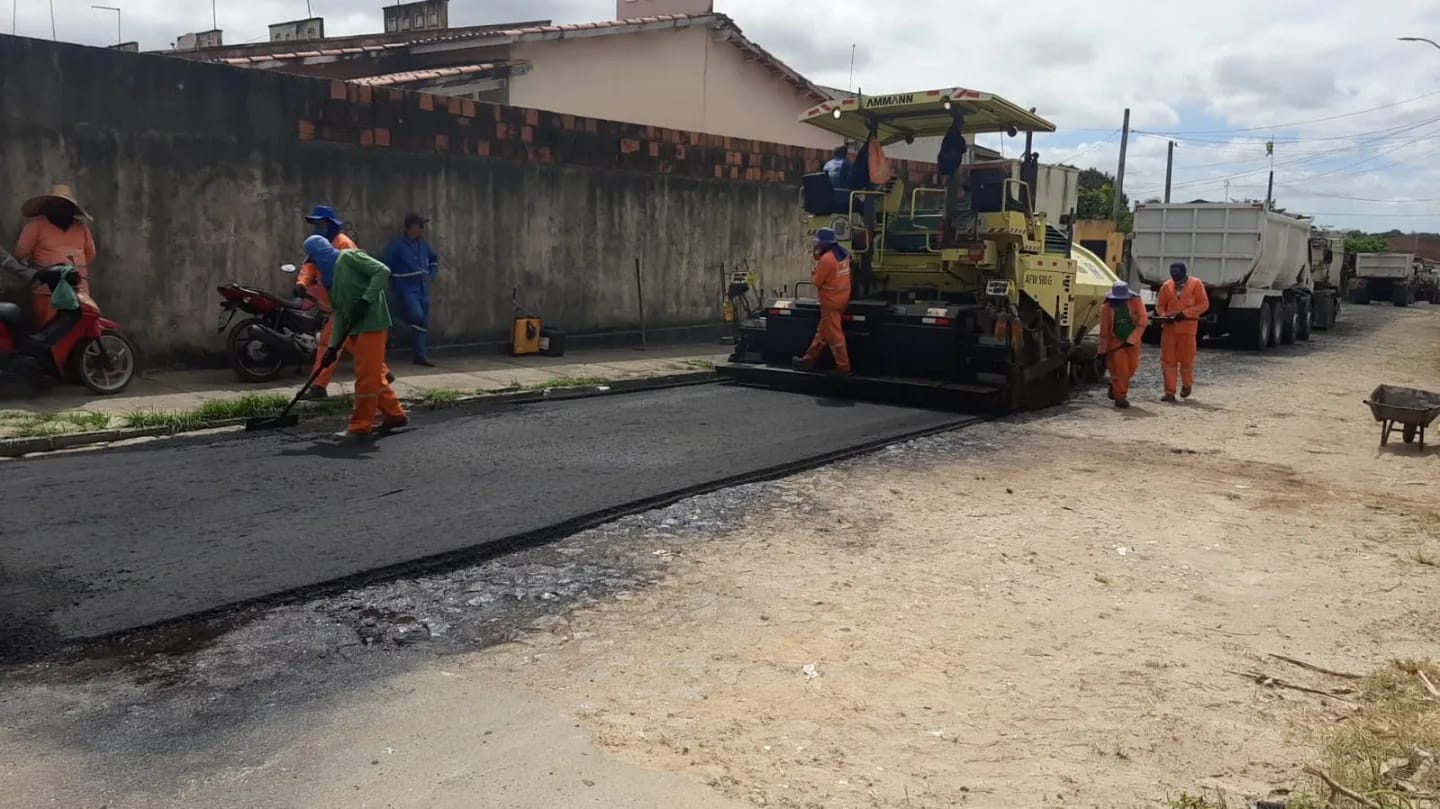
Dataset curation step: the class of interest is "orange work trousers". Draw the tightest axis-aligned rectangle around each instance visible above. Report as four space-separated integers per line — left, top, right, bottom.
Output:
348 329 406 434
1160 328 1198 396
1106 344 1141 401
312 317 393 390
802 307 851 372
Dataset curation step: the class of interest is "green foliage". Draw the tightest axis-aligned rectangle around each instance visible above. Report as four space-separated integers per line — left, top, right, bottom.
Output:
1076 168 1134 233
1346 234 1391 255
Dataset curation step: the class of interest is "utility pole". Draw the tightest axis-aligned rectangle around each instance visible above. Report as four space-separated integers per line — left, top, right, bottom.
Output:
211 0 217 31
1163 140 1175 203
1224 179 1230 201
1264 136 1275 210
1112 108 1131 222
847 44 856 92
49 0 56 39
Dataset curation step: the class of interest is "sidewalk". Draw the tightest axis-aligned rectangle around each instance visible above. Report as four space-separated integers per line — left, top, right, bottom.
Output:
0 343 727 434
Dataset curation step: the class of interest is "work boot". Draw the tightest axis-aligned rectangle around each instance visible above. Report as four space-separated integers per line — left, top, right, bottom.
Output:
413 357 436 368
1115 398 1130 409
791 356 816 372
304 385 329 400
1181 385 1193 399
1161 394 1178 403
1107 386 1116 401
333 429 375 444
377 414 410 433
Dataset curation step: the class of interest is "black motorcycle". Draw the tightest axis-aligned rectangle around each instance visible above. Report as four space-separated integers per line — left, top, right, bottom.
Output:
217 263 326 382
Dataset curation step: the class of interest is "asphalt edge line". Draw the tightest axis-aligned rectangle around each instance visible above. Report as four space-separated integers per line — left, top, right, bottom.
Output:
26 412 991 664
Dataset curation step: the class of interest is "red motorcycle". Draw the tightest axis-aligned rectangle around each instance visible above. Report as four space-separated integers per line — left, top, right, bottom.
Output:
0 266 136 395
217 263 325 383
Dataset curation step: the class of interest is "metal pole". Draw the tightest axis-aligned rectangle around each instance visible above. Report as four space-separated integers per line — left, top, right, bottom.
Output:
212 0 217 31
49 0 56 39
1398 36 1440 51
1164 140 1175 203
634 257 648 350
92 6 121 44
847 44 856 92
1112 108 1130 222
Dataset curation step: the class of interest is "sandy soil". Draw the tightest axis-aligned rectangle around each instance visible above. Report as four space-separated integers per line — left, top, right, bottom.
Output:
463 304 1440 808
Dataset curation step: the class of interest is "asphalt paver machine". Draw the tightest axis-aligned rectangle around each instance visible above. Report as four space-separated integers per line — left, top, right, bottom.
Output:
719 88 1111 410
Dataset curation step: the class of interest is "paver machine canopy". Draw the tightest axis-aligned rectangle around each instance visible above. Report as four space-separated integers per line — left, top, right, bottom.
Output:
720 88 1092 410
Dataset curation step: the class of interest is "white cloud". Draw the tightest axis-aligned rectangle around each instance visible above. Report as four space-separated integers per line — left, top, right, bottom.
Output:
10 0 1440 231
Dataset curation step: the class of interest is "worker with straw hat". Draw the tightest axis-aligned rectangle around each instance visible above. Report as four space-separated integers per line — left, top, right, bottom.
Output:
14 184 97 327
1098 280 1149 409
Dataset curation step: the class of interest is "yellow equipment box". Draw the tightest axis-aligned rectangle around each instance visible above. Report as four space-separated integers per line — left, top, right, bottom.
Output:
512 317 542 356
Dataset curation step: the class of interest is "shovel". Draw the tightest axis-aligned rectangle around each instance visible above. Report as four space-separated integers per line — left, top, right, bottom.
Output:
246 322 357 432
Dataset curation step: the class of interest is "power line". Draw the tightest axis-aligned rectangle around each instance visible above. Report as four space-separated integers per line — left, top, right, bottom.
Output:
1134 88 1440 136
1134 112 1440 146
1048 130 1120 166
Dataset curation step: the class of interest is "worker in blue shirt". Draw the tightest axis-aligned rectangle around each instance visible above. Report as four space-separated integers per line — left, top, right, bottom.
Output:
382 213 439 367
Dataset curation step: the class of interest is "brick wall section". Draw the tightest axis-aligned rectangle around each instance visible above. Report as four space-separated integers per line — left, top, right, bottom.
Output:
297 82 943 189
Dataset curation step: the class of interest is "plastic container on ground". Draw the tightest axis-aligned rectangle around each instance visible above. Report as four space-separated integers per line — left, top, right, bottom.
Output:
1131 202 1317 350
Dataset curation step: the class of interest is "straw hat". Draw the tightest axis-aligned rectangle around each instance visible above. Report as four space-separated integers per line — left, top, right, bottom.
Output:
21 184 90 220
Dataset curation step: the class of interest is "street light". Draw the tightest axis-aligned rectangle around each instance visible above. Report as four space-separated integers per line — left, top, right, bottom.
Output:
91 4 120 45
1398 36 1440 51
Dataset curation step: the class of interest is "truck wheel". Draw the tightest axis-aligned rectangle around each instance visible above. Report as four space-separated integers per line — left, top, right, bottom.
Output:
1279 298 1297 345
1263 300 1279 348
1296 297 1312 341
1235 306 1267 350
1393 285 1411 307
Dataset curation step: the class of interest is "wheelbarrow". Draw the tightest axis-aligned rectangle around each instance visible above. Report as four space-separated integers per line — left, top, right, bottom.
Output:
1364 384 1440 450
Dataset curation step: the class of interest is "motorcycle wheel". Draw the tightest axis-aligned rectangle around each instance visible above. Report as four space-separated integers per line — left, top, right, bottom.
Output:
226 317 287 383
72 330 136 395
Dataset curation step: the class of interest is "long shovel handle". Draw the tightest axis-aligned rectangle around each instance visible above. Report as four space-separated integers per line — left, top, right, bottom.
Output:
277 320 360 421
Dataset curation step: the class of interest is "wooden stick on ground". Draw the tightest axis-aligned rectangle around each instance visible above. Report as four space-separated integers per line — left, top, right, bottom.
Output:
1418 669 1440 700
1229 671 1358 705
1302 765 1382 809
1268 653 1365 681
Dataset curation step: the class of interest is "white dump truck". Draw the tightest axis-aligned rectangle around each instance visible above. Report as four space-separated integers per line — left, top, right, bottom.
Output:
1351 252 1417 307
1132 202 1314 350
1308 233 1346 329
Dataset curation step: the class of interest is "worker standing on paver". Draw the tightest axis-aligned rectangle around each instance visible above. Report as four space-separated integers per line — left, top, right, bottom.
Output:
1156 261 1210 403
304 235 407 441
382 213 440 367
1098 281 1149 409
792 228 852 377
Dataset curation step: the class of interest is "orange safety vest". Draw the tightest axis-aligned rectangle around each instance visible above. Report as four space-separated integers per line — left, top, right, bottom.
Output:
813 250 851 310
1157 276 1209 336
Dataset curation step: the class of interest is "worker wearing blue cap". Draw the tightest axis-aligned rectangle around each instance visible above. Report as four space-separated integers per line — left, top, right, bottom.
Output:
793 227 852 376
298 204 360 397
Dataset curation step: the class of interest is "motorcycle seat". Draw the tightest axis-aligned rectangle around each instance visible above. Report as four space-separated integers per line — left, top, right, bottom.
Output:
0 302 26 329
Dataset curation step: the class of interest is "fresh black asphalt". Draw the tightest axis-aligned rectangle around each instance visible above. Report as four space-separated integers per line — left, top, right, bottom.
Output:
0 384 962 654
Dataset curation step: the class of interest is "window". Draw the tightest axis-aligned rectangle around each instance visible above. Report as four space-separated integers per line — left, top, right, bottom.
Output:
428 10 438 24
414 13 423 27
387 18 397 31
400 16 410 29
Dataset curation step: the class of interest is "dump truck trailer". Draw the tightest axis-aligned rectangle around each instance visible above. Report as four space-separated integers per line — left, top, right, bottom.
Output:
1308 233 1346 329
1132 202 1314 350
1352 252 1417 306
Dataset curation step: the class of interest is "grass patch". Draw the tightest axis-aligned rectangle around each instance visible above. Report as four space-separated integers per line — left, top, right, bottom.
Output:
1168 792 1229 809
520 375 611 392
418 388 466 409
673 358 716 371
193 393 290 421
1 410 113 438
121 409 204 433
1293 659 1440 808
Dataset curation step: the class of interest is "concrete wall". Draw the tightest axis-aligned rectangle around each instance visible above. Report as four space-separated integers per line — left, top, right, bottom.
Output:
510 26 837 150
0 35 940 365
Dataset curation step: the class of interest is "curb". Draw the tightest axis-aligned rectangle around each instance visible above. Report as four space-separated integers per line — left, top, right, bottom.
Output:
0 370 718 459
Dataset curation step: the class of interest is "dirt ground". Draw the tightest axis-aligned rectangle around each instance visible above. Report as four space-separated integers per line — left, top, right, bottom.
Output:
4 304 1438 809
462 304 1440 808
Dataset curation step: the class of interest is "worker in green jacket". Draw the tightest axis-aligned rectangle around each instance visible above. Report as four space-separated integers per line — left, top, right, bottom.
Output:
303 235 408 440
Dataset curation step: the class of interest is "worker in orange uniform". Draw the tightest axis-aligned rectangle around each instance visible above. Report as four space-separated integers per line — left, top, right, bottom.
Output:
14 185 97 327
296 204 360 399
303 235 407 441
1156 261 1210 403
792 228 852 377
1098 281 1149 409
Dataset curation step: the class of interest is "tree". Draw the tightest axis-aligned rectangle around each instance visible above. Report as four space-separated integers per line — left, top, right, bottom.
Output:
1346 233 1390 254
1074 168 1133 232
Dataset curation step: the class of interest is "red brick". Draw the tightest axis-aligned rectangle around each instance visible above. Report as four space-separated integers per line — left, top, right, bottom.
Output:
329 81 346 101
477 140 490 156
585 118 598 133
520 126 534 144
524 108 539 126
561 114 576 130
435 134 449 151
360 129 374 146
690 132 704 146
418 94 434 112
648 141 660 158
356 85 372 105
447 97 462 115
494 105 504 121
497 122 509 140
620 138 641 154
461 99 476 118
730 166 740 180
714 165 724 178
298 120 315 141
374 128 390 147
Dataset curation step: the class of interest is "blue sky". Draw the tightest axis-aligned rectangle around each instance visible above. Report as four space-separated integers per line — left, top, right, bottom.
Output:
10 0 1440 233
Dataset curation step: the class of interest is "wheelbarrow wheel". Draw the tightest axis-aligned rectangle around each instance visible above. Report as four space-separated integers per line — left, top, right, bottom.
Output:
1403 424 1418 444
